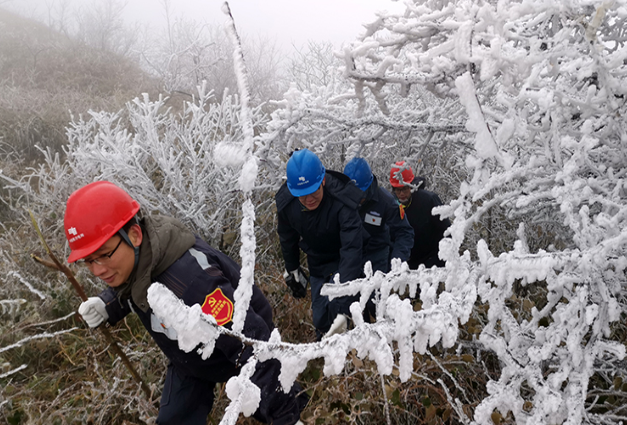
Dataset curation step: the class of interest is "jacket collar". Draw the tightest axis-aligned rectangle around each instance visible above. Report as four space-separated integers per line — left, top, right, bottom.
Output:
116 215 196 312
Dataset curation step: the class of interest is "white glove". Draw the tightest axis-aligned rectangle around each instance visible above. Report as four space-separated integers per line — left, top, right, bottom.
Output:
323 314 348 340
78 297 109 328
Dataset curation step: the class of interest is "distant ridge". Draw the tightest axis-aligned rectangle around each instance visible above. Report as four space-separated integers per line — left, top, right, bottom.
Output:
0 6 158 159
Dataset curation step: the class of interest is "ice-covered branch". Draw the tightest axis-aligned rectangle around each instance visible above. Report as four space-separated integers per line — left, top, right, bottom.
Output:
0 364 27 379
147 252 478 392
8 271 46 300
0 299 27 315
222 1 259 335
221 359 260 424
0 328 79 354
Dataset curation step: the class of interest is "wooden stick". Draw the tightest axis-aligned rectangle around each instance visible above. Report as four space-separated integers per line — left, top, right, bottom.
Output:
31 254 59 270
29 210 153 401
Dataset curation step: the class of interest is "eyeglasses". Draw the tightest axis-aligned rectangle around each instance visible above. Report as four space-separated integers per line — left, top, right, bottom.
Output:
77 238 123 267
393 186 411 194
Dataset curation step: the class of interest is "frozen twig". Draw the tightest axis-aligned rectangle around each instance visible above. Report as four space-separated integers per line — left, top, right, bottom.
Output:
0 328 78 354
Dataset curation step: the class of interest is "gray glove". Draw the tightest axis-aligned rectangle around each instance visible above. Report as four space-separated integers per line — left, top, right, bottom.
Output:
283 267 308 298
78 297 108 328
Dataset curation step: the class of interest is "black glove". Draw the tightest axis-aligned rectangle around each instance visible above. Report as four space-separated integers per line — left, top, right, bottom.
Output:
283 267 309 298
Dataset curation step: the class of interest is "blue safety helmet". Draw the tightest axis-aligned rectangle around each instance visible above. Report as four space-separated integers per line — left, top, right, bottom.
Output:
286 149 326 197
343 157 373 191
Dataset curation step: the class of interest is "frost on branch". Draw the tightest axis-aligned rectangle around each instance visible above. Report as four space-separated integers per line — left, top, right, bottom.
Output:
324 0 625 423
1 86 267 251
147 260 477 395
222 4 258 336
3 0 627 423
257 0 627 423
223 359 260 422
146 282 219 359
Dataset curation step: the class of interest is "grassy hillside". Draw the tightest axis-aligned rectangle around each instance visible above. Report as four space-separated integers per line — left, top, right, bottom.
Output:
0 7 159 162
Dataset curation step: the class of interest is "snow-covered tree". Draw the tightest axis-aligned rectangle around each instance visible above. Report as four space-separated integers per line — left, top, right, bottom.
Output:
245 0 627 424
2 0 627 424
139 15 285 103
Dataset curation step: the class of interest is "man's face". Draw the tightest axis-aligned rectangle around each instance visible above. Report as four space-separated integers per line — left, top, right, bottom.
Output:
393 186 412 204
298 180 325 211
81 226 141 287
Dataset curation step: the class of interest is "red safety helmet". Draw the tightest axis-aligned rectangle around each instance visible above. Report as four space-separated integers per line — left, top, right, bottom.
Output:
64 181 140 263
389 161 415 188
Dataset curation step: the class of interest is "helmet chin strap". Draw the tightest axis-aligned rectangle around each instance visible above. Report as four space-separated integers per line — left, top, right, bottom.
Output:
118 228 140 269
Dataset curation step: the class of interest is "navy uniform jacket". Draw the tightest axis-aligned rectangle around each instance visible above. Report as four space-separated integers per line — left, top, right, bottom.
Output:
403 187 451 269
99 231 273 383
276 170 366 282
359 176 414 263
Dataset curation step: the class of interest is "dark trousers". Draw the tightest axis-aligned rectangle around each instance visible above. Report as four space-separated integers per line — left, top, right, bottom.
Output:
408 252 445 269
310 274 332 334
310 275 361 337
365 246 390 273
310 271 379 338
157 363 214 425
157 361 307 425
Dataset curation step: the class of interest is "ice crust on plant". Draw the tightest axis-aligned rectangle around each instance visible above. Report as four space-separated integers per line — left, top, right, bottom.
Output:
224 360 260 420
3 0 627 424
148 259 476 395
146 282 219 359
231 0 627 422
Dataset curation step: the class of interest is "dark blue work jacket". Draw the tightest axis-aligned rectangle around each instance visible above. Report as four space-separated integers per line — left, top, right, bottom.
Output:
403 188 451 268
359 176 414 263
99 236 273 383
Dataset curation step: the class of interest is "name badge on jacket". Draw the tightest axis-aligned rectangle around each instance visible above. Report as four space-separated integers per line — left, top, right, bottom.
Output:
365 212 382 226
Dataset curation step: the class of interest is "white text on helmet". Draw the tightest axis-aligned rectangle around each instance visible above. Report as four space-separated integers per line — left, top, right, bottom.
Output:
69 233 85 243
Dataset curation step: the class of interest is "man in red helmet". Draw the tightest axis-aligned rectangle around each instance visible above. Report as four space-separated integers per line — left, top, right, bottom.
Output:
389 161 451 269
65 181 306 425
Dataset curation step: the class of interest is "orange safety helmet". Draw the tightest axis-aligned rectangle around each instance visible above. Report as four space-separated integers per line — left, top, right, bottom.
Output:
64 181 140 263
389 161 415 188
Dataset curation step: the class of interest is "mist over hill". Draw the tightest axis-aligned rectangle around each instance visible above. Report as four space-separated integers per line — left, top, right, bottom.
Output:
0 7 158 160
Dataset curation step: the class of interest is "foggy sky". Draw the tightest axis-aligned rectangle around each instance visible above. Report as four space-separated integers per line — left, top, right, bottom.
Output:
6 0 405 50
